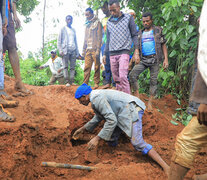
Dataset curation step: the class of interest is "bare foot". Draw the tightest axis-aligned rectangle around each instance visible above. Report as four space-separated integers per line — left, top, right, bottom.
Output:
147 101 153 111
147 96 154 111
193 174 207 180
14 82 33 95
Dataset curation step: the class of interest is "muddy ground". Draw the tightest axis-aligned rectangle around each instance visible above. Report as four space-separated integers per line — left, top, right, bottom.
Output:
0 76 206 180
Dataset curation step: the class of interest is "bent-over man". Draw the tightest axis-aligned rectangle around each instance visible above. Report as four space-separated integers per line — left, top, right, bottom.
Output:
73 83 169 175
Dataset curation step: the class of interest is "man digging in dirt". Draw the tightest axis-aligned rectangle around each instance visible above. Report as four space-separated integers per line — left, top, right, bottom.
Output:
168 1 207 180
72 83 169 176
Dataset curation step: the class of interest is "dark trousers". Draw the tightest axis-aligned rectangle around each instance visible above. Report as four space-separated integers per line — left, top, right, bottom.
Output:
62 50 76 84
129 60 159 96
104 53 115 86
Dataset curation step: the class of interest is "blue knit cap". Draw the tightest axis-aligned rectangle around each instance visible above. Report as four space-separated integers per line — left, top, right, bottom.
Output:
75 83 92 99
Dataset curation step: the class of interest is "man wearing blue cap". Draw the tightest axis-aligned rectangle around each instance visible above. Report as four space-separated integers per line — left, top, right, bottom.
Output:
73 83 169 175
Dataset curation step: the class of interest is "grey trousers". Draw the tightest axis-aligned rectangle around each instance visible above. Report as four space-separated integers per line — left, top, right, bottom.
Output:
129 61 159 96
62 50 76 84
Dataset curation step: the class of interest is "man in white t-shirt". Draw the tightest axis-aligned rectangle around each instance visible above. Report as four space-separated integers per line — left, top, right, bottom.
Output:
57 15 80 87
40 51 64 85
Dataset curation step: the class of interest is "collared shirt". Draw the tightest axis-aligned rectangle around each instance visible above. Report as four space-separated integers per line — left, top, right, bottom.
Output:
41 57 63 78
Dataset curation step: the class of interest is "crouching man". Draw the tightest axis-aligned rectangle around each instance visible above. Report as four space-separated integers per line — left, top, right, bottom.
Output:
73 83 169 175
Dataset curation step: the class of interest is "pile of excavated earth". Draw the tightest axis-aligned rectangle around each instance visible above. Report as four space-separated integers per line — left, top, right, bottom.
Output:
0 76 206 180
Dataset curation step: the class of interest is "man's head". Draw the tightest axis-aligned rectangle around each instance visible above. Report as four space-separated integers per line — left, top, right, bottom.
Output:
85 7 94 21
66 15 73 28
101 1 110 17
142 12 153 30
75 83 92 106
128 9 136 19
108 0 121 18
51 50 56 59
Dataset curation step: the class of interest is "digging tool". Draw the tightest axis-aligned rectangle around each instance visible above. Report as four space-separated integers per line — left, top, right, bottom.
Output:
41 162 97 171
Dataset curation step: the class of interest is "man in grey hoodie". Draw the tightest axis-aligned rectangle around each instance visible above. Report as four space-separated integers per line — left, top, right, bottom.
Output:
58 15 80 87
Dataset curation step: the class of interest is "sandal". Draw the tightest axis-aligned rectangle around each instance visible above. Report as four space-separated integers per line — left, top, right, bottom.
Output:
0 90 13 100
0 105 16 122
0 95 19 108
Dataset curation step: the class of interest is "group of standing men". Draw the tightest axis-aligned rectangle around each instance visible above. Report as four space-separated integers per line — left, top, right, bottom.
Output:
53 0 169 110
59 0 169 111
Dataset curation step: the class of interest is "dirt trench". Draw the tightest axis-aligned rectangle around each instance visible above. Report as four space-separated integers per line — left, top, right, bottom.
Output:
0 76 206 180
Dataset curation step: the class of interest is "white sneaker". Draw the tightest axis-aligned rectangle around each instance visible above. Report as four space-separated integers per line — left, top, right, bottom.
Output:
66 83 70 87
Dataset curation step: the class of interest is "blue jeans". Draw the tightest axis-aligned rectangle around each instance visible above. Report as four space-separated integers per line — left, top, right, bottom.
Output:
108 110 152 155
131 110 152 155
0 53 4 90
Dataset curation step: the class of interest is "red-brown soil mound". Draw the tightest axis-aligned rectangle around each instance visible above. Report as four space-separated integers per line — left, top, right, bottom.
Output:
0 76 206 180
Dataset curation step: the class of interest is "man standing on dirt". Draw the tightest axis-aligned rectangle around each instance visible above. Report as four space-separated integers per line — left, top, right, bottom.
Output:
73 83 169 175
3 0 32 96
0 0 16 122
103 0 139 94
129 12 168 111
168 1 207 180
58 15 80 87
82 8 102 89
100 1 115 89
39 51 64 85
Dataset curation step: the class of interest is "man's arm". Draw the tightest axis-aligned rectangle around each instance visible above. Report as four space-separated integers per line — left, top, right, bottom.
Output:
2 0 8 36
57 28 64 56
129 16 140 64
82 28 87 57
162 43 168 69
40 60 49 69
74 29 80 57
102 27 110 64
96 21 102 56
12 1 21 29
84 114 103 132
72 114 102 141
93 96 118 141
87 96 118 150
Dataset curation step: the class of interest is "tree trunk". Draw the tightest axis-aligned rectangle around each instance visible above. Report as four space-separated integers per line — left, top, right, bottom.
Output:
42 0 46 60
